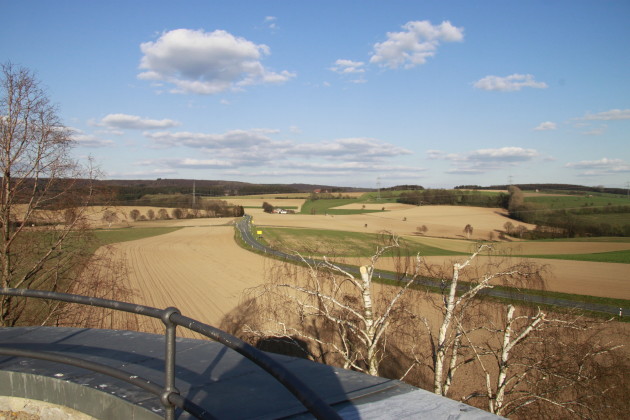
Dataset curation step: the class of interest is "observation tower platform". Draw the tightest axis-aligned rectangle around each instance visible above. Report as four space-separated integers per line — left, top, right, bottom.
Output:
0 327 497 419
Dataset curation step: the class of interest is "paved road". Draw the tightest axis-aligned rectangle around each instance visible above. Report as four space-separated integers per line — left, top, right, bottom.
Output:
236 215 628 317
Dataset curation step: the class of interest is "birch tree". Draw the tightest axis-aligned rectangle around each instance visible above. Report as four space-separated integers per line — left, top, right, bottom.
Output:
246 234 418 376
463 305 625 418
419 244 543 397
0 62 97 326
463 305 546 415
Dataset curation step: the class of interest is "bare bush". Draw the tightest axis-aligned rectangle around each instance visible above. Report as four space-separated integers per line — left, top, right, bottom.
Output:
464 224 474 239
129 209 140 221
157 208 169 220
101 209 118 227
416 225 428 235
171 208 183 219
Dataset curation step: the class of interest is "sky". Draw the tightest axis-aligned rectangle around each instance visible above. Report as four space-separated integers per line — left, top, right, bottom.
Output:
1 0 629 189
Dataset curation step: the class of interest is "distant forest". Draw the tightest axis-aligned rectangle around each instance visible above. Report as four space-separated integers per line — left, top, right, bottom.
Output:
455 183 628 196
95 179 365 204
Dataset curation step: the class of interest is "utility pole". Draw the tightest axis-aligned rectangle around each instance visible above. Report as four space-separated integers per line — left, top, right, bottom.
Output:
376 177 381 201
192 180 196 206
626 181 629 200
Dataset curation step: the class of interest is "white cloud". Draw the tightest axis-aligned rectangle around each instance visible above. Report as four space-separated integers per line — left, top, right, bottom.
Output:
467 147 539 162
98 113 180 130
236 163 426 179
71 129 114 148
286 137 412 160
435 147 539 174
138 158 233 169
473 74 548 92
147 130 411 161
534 121 557 131
581 125 607 136
264 16 277 30
138 29 295 94
370 20 463 69
565 158 630 175
144 129 277 149
330 59 365 74
445 168 485 175
280 161 417 172
579 109 630 121
426 149 445 159
141 128 413 176
107 168 177 178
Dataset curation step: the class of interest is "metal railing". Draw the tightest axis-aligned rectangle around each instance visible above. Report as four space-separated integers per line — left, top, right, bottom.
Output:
0 288 342 420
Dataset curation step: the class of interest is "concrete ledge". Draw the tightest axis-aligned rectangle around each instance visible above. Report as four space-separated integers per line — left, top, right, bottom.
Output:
0 370 161 420
0 327 499 419
0 395 97 419
0 393 143 420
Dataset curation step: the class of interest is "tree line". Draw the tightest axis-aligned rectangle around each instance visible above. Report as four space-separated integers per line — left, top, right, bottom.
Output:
397 189 509 208
456 183 628 196
506 186 630 237
98 184 302 204
397 186 630 237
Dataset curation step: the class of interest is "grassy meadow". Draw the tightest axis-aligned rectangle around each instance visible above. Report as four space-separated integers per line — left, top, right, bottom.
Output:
258 227 464 257
574 212 630 227
256 225 630 263
524 193 630 210
524 249 630 264
300 198 384 215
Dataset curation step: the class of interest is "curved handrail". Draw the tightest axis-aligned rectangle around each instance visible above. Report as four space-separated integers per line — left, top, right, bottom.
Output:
0 287 342 420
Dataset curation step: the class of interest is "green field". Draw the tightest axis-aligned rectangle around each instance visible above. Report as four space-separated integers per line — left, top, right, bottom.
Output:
532 237 630 243
358 191 407 202
574 212 630 227
222 193 311 200
243 205 298 209
299 190 430 214
256 225 630 263
300 198 384 215
525 194 630 210
259 227 465 257
524 249 630 264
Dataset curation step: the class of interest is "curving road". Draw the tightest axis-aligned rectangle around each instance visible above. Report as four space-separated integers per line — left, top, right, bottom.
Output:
236 215 628 317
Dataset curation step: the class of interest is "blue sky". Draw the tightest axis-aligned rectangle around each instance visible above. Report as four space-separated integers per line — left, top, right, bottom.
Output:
2 0 629 188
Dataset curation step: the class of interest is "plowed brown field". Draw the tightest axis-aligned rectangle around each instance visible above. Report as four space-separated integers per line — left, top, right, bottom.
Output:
358 256 630 299
250 205 534 240
225 198 306 211
105 225 267 337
